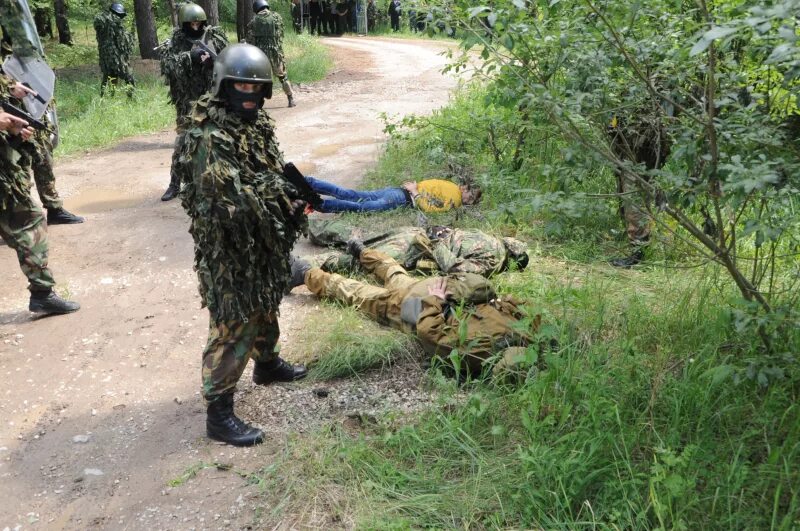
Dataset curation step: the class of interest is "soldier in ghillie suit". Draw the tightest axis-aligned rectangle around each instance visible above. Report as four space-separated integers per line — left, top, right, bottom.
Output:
93 2 136 97
0 0 80 315
1 26 84 224
159 2 229 202
289 245 541 377
306 218 529 277
607 98 671 268
176 44 308 447
247 0 296 108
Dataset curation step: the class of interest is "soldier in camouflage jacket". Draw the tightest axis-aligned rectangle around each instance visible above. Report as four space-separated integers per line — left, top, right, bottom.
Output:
159 2 229 201
247 0 295 107
93 3 136 96
176 44 307 447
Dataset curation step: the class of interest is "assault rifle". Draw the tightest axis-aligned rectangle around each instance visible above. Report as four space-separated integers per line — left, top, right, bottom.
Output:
282 162 323 210
190 39 217 60
1 101 46 130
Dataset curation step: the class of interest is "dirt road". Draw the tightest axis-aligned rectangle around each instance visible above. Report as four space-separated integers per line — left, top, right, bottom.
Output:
0 37 457 530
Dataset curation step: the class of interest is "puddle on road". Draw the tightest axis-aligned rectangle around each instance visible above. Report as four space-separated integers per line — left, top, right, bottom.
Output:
64 188 145 214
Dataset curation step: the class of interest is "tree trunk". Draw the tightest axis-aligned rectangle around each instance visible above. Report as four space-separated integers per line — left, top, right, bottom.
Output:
236 0 254 42
165 0 179 28
34 8 54 39
198 0 220 26
133 0 159 59
53 0 72 45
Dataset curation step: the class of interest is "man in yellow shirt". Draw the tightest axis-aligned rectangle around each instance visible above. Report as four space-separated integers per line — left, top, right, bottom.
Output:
304 176 482 213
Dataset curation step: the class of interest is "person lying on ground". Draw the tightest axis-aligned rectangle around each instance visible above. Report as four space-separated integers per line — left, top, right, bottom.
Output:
288 243 542 377
307 218 528 277
304 175 482 213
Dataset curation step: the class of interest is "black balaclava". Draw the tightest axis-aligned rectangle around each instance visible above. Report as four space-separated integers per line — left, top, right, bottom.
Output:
223 82 266 122
182 22 207 39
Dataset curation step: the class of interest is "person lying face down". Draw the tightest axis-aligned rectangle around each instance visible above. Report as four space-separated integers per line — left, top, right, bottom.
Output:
288 244 541 377
306 218 528 277
304 176 482 213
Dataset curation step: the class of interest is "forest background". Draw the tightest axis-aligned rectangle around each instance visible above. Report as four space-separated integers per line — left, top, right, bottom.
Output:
19 0 800 527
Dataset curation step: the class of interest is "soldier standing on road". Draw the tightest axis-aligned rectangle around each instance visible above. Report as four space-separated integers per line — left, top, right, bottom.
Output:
1 27 84 225
176 44 308 446
247 0 296 108
93 2 136 97
159 2 228 202
0 0 80 315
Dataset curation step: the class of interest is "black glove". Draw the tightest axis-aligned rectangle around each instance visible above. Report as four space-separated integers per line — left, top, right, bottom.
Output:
190 48 207 65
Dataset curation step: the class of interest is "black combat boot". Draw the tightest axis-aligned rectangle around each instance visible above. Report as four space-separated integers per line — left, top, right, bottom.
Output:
160 183 179 202
253 357 308 386
206 393 265 446
47 207 85 225
29 290 81 314
288 255 312 290
287 95 296 108
610 247 645 268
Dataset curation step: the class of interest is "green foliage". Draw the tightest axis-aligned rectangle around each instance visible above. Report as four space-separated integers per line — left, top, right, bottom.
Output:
54 69 174 157
256 262 800 528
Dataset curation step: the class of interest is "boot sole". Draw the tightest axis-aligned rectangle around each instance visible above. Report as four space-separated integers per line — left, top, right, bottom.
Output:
48 219 86 225
29 305 80 315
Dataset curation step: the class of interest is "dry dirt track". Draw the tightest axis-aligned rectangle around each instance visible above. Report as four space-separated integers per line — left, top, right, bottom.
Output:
0 37 458 530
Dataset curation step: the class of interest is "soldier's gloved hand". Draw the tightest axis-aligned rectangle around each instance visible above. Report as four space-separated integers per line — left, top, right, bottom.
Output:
290 199 307 218
190 48 211 65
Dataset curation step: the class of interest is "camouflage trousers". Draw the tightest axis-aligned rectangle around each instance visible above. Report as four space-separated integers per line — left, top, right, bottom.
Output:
268 51 293 98
305 249 435 334
0 200 56 292
617 172 651 246
100 68 136 97
20 133 62 210
201 311 280 402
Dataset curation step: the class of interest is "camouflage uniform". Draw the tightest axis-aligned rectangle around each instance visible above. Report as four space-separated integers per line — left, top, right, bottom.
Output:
177 94 306 402
0 18 56 294
247 10 294 100
307 218 526 277
93 10 136 96
305 250 538 374
0 27 63 210
160 25 229 194
366 0 377 31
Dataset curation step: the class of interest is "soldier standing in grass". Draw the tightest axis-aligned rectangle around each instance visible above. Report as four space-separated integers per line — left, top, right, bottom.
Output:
93 2 136 97
159 2 229 202
247 0 296 108
0 0 80 315
176 44 308 446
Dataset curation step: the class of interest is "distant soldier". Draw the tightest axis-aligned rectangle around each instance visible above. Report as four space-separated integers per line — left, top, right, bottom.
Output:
93 3 136 97
307 219 528 277
176 44 308 446
247 0 296 108
0 0 80 315
0 25 84 224
366 0 376 32
159 2 229 202
289 246 541 377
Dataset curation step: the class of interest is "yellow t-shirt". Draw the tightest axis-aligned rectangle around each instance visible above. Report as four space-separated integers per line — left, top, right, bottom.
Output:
415 179 462 213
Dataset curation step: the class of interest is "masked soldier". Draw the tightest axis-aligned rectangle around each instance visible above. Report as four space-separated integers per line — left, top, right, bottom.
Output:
247 0 296 108
0 0 80 314
176 44 308 447
93 2 136 96
1 27 84 225
159 2 229 202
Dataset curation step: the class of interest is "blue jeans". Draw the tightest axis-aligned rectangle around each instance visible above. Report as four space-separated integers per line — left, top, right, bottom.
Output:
307 176 409 213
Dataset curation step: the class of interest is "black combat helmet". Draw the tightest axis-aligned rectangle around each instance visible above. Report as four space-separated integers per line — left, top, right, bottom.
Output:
212 44 273 119
110 2 126 17
178 3 208 37
252 0 269 13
